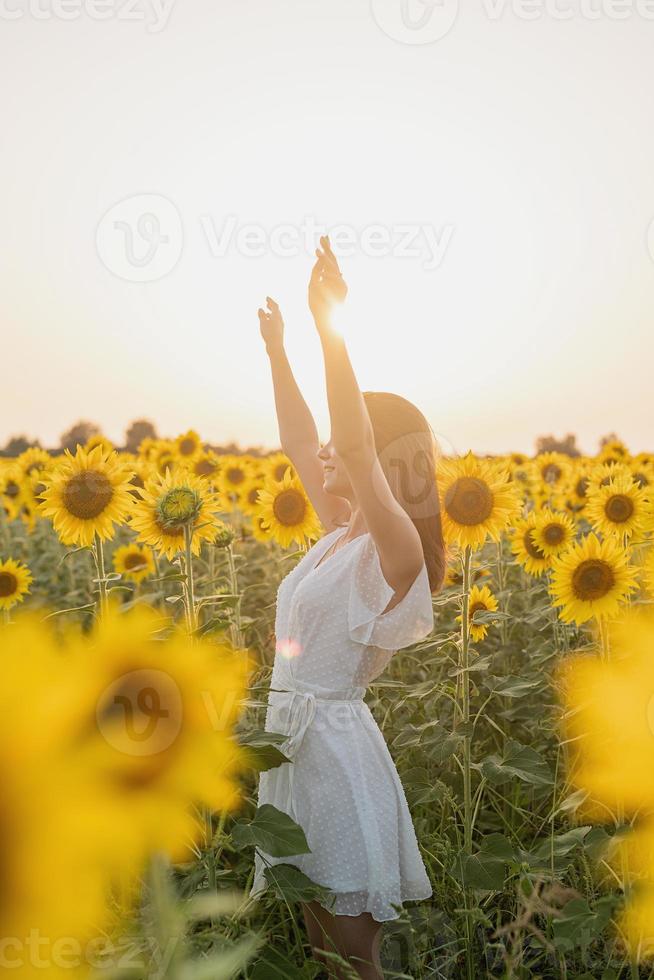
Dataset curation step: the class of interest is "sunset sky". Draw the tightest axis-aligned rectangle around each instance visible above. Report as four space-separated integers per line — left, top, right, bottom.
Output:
1 1 652 457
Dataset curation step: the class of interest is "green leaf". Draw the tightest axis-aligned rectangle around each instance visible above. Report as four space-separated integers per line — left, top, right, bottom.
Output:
178 935 261 980
250 946 321 979
551 898 608 953
451 849 505 891
479 740 553 787
492 676 544 699
231 805 310 857
402 768 449 806
263 863 334 904
531 826 592 864
243 743 291 772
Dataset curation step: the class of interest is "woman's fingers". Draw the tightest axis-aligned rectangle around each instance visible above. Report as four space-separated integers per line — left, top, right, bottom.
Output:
319 235 341 276
266 296 279 312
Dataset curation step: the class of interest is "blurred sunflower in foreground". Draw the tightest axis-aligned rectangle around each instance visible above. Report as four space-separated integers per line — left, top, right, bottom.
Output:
256 467 321 548
38 445 135 547
437 452 520 551
560 609 654 959
0 604 251 978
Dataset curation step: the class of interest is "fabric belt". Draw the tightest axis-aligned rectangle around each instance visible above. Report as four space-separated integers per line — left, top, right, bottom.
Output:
266 684 365 821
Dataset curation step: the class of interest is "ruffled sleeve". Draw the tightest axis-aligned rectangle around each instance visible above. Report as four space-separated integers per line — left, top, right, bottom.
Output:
347 535 434 650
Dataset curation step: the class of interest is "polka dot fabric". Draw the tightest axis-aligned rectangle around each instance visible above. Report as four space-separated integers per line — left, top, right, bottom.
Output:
249 529 434 922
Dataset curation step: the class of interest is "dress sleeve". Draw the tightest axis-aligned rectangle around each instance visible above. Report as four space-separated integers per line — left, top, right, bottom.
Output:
347 536 435 650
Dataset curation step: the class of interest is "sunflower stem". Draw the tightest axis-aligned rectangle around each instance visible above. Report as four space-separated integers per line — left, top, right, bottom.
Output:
93 533 109 619
226 543 243 648
183 524 198 635
460 545 475 980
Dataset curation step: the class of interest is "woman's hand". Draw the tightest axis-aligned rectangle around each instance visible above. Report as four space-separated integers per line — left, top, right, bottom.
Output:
258 296 284 353
308 235 348 327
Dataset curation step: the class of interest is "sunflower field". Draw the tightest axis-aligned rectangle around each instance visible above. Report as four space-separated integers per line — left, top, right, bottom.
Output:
1 432 654 980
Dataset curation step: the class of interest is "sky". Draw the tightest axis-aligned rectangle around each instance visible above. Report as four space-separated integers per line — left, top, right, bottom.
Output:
1 0 652 457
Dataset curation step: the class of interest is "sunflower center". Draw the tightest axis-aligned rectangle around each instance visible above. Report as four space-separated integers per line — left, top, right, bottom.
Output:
273 488 307 527
542 523 565 546
195 459 217 477
605 494 634 524
62 471 113 519
97 671 180 788
124 552 148 571
179 438 196 457
226 467 246 486
542 463 562 484
156 487 202 530
571 559 615 601
633 472 648 489
524 529 546 560
575 477 589 498
470 602 487 617
248 487 261 506
5 481 20 499
444 477 493 527
0 572 17 597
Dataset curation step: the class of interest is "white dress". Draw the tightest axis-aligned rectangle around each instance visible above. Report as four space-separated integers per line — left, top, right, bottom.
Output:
249 528 435 922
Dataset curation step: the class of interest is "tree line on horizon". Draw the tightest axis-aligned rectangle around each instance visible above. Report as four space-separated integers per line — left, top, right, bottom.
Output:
0 420 627 461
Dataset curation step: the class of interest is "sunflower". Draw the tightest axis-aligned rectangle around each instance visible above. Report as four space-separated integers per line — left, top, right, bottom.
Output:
531 508 577 557
191 450 221 483
217 454 254 511
256 468 321 548
38 445 135 547
0 463 25 520
240 474 267 517
598 438 630 465
266 451 296 484
532 451 571 491
85 433 115 454
174 429 203 463
0 558 32 611
586 475 652 541
249 513 273 543
0 613 131 975
457 584 499 643
437 452 520 551
0 605 251 962
112 543 156 583
562 470 591 513
549 532 637 624
586 460 632 494
129 468 223 560
509 512 552 577
62 602 251 861
15 446 52 480
149 440 177 475
642 548 654 598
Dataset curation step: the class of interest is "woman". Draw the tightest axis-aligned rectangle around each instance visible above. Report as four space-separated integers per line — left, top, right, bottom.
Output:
250 236 446 979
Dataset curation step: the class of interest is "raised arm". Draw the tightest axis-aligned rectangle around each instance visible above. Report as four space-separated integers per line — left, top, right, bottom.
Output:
258 297 349 531
308 238 424 595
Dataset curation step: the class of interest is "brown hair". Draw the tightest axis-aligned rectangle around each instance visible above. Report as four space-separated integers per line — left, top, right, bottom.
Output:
362 391 447 594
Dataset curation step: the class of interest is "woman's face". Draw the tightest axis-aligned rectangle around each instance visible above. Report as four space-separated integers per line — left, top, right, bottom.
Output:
318 439 353 498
